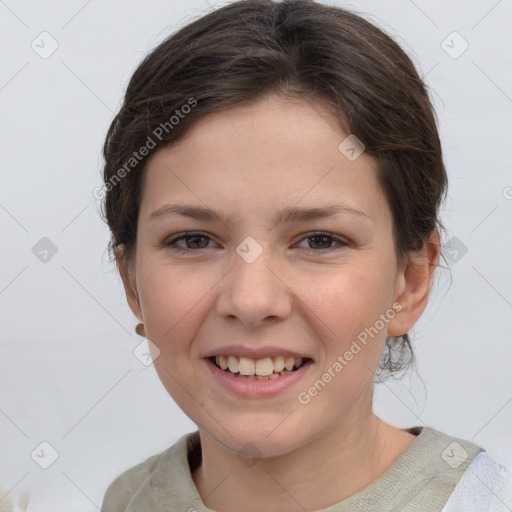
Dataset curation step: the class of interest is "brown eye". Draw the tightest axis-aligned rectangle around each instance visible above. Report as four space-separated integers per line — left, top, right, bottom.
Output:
296 232 349 252
165 232 214 252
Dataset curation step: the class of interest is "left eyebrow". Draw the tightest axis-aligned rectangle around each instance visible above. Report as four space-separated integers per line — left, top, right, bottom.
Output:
149 203 371 228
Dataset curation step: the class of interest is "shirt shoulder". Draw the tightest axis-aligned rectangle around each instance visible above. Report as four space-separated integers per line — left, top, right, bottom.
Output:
101 450 163 512
315 426 484 512
100 431 199 512
441 451 512 512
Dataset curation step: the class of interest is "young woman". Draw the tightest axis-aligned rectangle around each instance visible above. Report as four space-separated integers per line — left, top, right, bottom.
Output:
99 1 512 510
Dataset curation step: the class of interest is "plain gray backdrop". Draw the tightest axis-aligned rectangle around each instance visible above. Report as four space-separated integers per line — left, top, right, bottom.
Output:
1 0 511 509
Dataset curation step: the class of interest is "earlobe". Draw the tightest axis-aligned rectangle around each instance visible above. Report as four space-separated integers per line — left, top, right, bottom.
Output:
387 232 441 337
115 245 143 323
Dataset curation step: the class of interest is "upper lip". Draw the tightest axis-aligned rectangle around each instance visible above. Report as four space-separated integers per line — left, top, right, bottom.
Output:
203 345 312 360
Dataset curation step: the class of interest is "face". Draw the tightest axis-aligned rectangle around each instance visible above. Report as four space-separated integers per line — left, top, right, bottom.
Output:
117 95 426 457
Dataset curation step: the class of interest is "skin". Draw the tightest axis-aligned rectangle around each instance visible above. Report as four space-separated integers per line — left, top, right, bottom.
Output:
116 94 440 511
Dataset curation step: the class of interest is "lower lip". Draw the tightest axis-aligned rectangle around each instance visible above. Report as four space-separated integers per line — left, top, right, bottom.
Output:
204 358 314 398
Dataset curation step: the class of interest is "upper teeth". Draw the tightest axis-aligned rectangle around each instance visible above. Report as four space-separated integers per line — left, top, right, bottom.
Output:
215 355 304 376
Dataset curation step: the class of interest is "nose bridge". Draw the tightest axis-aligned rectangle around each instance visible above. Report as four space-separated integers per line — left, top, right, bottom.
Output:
234 240 275 289
218 236 292 324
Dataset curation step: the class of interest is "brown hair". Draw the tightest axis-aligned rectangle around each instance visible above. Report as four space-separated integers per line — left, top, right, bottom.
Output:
99 0 448 380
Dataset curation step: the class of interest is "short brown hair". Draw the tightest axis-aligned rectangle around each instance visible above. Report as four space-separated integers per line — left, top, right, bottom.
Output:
100 0 448 380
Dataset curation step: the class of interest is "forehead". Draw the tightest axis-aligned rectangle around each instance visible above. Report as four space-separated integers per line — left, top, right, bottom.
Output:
139 95 389 226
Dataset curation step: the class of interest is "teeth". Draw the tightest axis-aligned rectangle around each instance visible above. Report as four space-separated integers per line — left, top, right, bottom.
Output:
228 355 238 373
284 357 295 371
218 355 228 370
238 357 256 376
273 355 285 372
255 357 274 376
212 354 306 376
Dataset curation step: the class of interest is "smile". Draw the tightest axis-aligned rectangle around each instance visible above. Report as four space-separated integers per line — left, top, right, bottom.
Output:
210 355 309 380
205 355 314 398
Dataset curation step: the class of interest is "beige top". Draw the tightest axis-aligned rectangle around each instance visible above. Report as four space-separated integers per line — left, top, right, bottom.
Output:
101 426 483 512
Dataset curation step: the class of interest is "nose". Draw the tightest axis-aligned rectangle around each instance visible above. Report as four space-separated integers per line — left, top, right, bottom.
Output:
215 245 292 328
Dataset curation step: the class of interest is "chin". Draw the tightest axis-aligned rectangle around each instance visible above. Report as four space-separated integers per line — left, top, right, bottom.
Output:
203 418 311 459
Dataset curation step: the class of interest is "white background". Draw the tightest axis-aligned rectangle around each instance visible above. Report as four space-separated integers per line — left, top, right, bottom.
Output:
0 0 511 510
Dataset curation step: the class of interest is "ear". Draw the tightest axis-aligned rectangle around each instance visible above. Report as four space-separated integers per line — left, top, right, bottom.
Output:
387 231 441 337
115 245 143 323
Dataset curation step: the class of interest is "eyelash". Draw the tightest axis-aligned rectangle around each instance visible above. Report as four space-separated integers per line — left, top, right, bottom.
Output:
164 231 349 254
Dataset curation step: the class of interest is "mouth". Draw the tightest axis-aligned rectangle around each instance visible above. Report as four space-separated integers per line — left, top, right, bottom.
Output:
208 354 313 380
205 354 314 398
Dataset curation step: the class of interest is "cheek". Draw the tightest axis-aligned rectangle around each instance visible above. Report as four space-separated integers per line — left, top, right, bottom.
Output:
307 263 394 370
312 261 394 327
137 263 212 355
138 263 211 412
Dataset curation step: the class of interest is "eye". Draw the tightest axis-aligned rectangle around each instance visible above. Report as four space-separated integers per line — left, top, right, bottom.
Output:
295 232 349 252
164 232 216 253
164 231 349 254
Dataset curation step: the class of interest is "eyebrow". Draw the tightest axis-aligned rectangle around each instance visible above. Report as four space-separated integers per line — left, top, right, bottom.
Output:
149 203 371 228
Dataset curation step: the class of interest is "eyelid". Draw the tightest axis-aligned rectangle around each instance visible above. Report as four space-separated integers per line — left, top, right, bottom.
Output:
164 231 350 253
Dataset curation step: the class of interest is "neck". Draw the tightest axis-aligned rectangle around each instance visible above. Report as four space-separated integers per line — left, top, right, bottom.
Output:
192 411 415 512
